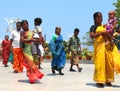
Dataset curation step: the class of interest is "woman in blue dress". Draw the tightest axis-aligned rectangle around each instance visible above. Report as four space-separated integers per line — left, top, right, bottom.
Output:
49 26 66 75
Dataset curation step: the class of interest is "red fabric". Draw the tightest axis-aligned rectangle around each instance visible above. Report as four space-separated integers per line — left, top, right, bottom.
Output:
23 57 44 83
13 48 24 72
2 40 11 65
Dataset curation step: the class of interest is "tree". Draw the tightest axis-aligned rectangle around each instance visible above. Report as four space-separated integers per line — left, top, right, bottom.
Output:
113 0 120 25
62 40 69 53
82 31 93 46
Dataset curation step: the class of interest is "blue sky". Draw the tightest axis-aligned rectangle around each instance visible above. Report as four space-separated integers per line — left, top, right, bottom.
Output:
0 0 116 44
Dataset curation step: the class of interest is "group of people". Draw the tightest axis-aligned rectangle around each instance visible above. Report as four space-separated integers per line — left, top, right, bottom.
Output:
1 17 82 83
1 18 44 83
49 27 83 75
1 10 120 87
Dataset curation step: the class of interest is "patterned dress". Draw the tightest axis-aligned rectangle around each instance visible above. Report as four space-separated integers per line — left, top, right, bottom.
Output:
106 18 116 35
22 30 44 83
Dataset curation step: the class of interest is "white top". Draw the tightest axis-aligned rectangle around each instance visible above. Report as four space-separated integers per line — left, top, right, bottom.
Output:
33 26 42 38
11 29 21 48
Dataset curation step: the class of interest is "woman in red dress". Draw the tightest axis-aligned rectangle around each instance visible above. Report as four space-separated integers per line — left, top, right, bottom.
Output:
2 35 11 67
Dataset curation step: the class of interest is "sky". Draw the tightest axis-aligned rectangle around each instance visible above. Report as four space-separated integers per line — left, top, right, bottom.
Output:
0 0 116 45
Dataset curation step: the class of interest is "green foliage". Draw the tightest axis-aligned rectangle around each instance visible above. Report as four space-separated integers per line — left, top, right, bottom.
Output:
81 48 93 56
62 40 69 53
44 42 50 55
82 31 94 46
113 0 120 25
78 51 82 56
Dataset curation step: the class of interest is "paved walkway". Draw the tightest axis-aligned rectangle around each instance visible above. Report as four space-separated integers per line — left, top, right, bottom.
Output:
0 60 120 91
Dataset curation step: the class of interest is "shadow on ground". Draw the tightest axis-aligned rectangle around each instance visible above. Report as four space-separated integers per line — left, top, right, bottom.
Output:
18 79 42 84
86 83 120 88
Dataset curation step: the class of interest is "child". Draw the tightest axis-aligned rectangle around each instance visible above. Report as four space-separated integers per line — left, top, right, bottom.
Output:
32 18 44 69
105 10 117 47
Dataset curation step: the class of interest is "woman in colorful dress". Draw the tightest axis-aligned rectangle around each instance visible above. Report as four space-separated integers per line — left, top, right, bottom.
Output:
49 26 66 75
20 20 44 83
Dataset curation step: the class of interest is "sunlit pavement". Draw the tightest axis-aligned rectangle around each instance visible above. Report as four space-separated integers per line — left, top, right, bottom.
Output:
0 59 120 91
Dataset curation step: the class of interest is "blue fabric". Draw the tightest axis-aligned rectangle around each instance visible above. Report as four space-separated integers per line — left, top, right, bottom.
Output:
8 52 13 62
49 35 66 70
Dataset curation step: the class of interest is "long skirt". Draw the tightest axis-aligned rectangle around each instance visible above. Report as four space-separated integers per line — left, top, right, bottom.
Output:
93 42 114 83
23 45 44 83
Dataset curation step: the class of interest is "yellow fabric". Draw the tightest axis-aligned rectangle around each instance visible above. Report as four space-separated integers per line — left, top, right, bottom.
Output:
93 25 114 83
112 45 120 75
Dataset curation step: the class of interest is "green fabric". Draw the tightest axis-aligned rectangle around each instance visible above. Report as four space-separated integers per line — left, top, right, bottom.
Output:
23 31 33 60
8 52 13 62
68 36 80 51
51 35 57 41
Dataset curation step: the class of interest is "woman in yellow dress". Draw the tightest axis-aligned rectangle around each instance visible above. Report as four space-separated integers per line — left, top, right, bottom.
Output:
89 12 119 88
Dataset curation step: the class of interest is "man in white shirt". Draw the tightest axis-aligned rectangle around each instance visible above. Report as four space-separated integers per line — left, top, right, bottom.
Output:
11 21 23 73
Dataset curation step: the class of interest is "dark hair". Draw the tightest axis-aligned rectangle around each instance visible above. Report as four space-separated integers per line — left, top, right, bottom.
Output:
21 20 28 26
93 12 101 20
5 35 9 38
55 26 61 34
55 26 61 30
34 18 42 25
74 28 80 33
16 21 21 25
93 12 102 24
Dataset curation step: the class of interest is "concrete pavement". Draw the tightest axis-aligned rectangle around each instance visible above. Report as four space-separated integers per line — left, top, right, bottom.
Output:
0 60 120 91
